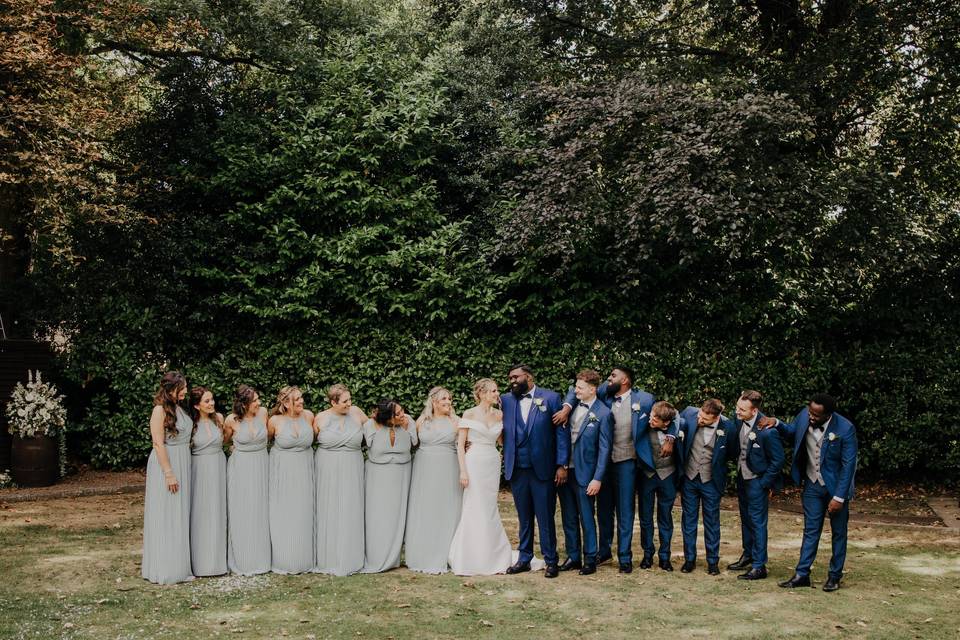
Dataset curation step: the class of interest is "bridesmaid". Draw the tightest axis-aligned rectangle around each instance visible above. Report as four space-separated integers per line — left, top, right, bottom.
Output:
404 386 462 573
313 384 368 576
267 385 316 574
225 385 271 575
361 398 417 573
142 371 193 584
189 386 229 577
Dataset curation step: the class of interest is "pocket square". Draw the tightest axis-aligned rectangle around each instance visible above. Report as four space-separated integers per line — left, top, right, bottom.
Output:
752 443 761 448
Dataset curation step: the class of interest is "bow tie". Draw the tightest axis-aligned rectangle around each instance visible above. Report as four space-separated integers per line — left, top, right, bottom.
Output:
521 393 532 400
701 424 716 429
809 423 824 432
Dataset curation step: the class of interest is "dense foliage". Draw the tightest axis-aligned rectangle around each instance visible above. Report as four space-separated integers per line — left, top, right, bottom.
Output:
2 0 957 479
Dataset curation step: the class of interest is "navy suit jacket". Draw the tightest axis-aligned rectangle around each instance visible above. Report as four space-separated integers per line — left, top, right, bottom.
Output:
566 398 614 486
564 382 661 467
775 408 857 501
731 412 785 491
677 406 736 494
501 387 570 482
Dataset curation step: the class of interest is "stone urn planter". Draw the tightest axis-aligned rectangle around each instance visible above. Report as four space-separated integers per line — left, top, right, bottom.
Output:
11 433 59 487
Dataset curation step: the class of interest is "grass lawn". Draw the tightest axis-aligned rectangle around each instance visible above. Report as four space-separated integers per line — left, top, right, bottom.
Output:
0 492 957 640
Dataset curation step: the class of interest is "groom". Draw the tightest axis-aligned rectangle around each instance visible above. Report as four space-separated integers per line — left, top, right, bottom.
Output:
501 364 571 578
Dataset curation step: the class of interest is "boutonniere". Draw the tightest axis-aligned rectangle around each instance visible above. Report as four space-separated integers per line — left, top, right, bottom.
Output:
828 432 837 441
748 432 757 441
678 430 685 440
631 402 641 412
716 429 725 437
587 411 599 424
534 397 545 412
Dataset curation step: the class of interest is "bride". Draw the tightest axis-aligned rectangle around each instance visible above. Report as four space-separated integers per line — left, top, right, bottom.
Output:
448 378 513 575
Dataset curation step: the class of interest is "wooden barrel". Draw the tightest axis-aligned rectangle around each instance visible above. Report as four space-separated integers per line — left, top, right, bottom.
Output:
11 434 59 487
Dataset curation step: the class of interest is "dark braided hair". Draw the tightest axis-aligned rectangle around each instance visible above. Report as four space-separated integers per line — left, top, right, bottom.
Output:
154 371 186 439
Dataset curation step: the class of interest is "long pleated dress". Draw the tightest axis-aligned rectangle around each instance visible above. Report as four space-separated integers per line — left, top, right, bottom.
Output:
227 415 271 575
269 415 316 574
142 406 193 584
190 417 227 577
404 417 462 573
361 417 417 573
313 413 365 576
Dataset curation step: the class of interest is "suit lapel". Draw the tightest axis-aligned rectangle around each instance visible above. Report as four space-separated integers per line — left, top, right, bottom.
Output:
525 388 540 431
819 415 835 464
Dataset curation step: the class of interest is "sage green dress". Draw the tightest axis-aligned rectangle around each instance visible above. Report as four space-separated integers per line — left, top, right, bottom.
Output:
361 417 417 573
404 417 462 573
269 415 316 574
227 415 270 575
190 417 227 576
313 413 365 576
142 406 193 584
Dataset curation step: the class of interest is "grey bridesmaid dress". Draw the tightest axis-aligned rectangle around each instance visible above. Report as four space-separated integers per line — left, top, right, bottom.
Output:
314 413 365 576
190 417 227 576
227 415 271 575
142 406 193 584
361 417 417 573
269 415 315 574
404 417 462 573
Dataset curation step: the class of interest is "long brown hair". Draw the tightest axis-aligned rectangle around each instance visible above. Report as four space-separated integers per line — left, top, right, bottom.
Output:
232 384 259 421
189 386 223 437
153 371 186 439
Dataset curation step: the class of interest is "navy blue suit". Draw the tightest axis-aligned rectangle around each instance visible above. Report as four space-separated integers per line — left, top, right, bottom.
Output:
558 398 613 563
677 407 736 566
502 386 570 566
637 414 682 563
564 382 656 562
733 413 785 570
776 409 857 580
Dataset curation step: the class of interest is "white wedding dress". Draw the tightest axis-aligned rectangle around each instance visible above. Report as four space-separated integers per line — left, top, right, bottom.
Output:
448 418 513 575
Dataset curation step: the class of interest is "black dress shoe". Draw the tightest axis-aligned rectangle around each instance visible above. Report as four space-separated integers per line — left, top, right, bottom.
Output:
823 576 841 592
727 554 752 571
578 563 597 576
659 559 674 572
707 563 720 575
558 558 582 572
737 567 768 580
544 564 559 578
596 552 613 565
778 574 811 588
639 556 653 569
506 561 531 575
680 560 696 573
619 562 633 574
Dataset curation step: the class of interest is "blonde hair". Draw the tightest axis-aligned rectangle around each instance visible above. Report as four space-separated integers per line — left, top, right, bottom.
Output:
270 385 303 417
473 378 497 404
417 386 457 424
327 383 350 404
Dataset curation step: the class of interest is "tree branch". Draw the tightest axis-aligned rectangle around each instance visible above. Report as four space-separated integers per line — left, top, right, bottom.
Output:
89 39 272 71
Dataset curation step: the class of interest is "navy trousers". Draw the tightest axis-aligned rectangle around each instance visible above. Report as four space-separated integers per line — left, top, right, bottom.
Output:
558 480 598 563
510 467 559 565
796 480 849 580
737 477 769 569
597 459 636 563
680 476 722 565
639 471 677 562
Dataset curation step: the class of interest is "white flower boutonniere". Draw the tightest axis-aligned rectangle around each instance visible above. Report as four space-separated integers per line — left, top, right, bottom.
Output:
828 432 837 441
534 397 546 412
716 429 725 437
748 432 757 441
587 411 599 424
678 430 685 440
631 402 641 412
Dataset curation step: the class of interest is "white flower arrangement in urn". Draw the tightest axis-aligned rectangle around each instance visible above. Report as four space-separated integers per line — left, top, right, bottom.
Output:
6 370 67 439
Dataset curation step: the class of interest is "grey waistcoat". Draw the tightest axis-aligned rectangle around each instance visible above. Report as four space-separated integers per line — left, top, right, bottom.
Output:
611 397 636 463
737 422 758 480
685 426 715 482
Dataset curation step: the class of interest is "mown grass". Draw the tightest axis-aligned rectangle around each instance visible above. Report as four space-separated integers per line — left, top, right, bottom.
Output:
0 493 957 640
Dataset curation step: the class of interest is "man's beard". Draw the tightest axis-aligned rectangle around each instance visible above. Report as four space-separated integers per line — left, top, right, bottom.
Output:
511 380 530 396
606 381 622 396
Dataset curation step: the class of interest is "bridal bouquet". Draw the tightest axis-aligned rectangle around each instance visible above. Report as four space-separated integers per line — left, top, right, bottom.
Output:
5 370 67 439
